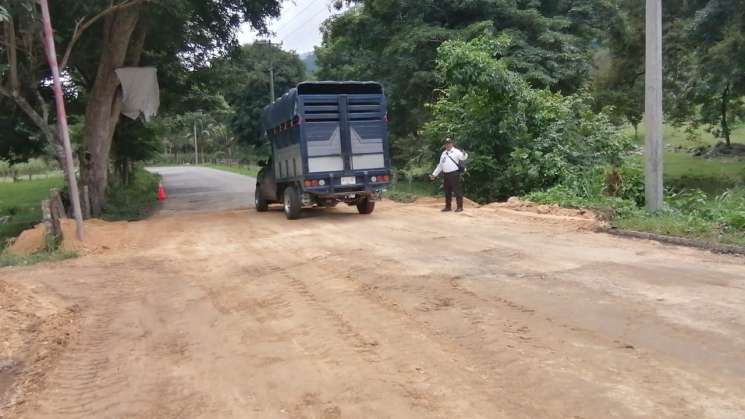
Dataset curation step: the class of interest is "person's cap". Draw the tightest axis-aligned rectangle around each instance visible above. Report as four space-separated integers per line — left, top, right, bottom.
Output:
443 137 454 144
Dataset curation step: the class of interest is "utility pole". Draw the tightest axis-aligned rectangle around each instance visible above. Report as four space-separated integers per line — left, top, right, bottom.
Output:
193 119 199 165
260 39 282 103
269 66 275 103
39 0 84 240
645 0 664 210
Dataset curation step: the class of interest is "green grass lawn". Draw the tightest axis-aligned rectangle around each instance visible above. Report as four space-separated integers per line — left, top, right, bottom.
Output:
0 177 63 248
202 163 259 178
664 152 745 179
627 122 745 147
626 123 745 194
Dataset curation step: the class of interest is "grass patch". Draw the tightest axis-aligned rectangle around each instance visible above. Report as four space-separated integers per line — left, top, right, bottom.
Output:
102 168 160 221
613 213 745 247
385 178 440 203
202 163 259 178
627 151 745 195
525 166 745 249
0 177 64 249
664 151 745 179
627 123 745 194
0 250 78 267
627 122 745 147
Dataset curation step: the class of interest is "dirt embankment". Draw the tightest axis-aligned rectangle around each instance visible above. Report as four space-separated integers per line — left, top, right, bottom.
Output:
7 219 130 256
0 280 79 416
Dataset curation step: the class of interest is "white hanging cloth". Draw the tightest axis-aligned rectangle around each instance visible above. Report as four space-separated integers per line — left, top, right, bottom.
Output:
115 66 160 121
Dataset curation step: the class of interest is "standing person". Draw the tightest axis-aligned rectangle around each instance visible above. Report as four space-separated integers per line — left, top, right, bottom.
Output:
430 138 468 212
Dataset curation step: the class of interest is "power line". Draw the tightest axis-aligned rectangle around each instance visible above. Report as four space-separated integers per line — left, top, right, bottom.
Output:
279 5 330 46
272 0 322 35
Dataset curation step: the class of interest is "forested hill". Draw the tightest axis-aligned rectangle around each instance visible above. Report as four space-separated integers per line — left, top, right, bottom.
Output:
300 52 318 77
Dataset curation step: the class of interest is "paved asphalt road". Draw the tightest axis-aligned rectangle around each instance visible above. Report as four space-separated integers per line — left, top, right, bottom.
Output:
147 166 256 214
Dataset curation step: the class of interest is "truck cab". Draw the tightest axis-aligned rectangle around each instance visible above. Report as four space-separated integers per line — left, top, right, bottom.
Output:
255 81 392 219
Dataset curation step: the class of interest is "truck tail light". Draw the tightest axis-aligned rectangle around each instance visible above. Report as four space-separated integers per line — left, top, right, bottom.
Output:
293 115 303 127
304 179 320 187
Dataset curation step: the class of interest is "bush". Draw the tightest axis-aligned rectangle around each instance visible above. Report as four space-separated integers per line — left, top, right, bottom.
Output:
424 35 633 203
527 161 745 245
102 167 160 221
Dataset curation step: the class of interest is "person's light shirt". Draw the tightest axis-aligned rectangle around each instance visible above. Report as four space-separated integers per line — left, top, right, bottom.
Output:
432 148 468 177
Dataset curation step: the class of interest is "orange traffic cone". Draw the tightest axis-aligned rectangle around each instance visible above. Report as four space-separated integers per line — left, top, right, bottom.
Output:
157 183 167 201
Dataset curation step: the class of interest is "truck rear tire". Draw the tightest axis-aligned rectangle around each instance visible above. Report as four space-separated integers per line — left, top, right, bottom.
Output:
356 197 375 215
283 187 302 220
255 184 269 212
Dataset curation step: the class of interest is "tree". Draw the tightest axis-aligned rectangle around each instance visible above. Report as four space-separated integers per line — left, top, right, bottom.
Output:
1 0 282 215
111 119 163 185
202 42 305 148
316 0 620 153
0 108 46 163
424 36 632 202
0 0 63 167
590 0 645 135
683 0 745 147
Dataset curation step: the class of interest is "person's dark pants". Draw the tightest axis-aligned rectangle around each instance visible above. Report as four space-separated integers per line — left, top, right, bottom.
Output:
443 171 463 210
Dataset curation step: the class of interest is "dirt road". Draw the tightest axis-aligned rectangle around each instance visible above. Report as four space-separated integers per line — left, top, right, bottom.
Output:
2 176 745 418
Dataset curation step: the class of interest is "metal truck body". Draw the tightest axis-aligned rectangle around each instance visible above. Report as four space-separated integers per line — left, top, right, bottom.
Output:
255 81 391 219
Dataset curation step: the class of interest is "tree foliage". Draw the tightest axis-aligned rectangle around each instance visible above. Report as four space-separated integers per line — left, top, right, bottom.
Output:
594 0 745 147
425 36 632 202
316 0 620 148
1 0 283 214
672 0 745 146
200 42 305 148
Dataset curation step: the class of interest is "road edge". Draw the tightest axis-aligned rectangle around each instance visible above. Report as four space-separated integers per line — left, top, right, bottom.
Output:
599 227 745 256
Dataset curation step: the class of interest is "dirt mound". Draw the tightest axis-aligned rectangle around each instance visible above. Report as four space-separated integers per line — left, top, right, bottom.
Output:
7 224 47 256
0 280 79 416
6 219 130 256
484 197 597 220
60 218 130 254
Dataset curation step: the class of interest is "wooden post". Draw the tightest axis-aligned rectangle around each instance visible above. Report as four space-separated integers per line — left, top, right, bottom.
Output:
41 199 60 250
39 0 84 239
645 0 664 210
49 188 67 219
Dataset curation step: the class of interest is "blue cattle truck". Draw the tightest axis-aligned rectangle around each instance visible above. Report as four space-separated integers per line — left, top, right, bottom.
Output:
255 81 392 219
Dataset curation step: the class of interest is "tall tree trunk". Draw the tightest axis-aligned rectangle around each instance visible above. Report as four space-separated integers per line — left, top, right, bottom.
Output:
82 7 143 216
721 83 731 147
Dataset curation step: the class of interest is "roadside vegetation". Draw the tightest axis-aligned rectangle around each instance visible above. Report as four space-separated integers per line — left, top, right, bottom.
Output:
201 163 260 178
0 177 63 249
526 162 745 247
101 168 161 221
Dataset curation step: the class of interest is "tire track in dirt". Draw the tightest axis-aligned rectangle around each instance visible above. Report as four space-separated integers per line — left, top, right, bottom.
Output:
309 247 738 418
5 201 745 418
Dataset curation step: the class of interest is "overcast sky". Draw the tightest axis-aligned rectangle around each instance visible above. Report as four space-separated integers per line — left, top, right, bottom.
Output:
237 0 345 54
